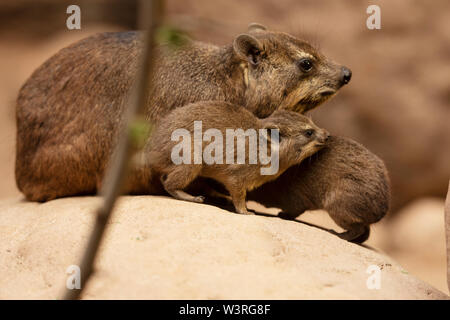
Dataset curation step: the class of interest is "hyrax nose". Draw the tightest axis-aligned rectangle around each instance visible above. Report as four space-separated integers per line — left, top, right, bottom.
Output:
341 66 352 85
322 130 330 143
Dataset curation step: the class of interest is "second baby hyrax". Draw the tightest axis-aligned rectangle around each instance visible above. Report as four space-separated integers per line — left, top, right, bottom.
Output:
248 136 390 243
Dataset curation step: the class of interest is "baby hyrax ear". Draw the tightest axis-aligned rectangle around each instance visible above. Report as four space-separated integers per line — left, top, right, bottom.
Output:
233 34 264 65
248 22 267 33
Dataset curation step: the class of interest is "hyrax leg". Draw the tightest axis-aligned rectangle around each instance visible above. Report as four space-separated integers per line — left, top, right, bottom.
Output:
161 165 205 203
227 187 252 215
204 187 232 203
338 225 370 244
278 211 303 220
278 204 308 220
325 195 371 243
278 199 310 220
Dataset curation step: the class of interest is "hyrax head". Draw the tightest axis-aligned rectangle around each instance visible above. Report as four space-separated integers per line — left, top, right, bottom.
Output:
262 110 329 164
234 23 351 117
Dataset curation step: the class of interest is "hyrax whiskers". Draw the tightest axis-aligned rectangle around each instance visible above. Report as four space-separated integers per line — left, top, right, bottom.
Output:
146 101 329 215
248 136 391 243
15 23 350 201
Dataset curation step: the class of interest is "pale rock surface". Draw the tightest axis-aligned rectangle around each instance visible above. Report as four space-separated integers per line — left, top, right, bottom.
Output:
0 196 448 299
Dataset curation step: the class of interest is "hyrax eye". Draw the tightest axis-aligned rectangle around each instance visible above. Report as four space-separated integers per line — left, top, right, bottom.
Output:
298 58 313 72
304 129 315 137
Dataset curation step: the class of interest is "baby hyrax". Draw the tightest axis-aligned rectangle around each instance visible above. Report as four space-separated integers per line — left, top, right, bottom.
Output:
147 101 329 215
248 136 391 243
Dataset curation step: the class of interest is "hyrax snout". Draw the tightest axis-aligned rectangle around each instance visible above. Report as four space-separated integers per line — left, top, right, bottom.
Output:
237 24 352 116
248 136 391 243
146 101 327 215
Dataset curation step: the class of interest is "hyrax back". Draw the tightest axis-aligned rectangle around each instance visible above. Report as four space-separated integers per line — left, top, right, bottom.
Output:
248 136 391 243
147 101 328 214
15 24 350 201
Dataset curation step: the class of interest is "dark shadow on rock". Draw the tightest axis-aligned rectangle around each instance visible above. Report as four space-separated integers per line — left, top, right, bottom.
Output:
194 196 378 250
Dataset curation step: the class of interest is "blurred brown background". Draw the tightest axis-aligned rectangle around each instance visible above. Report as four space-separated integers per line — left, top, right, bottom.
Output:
0 0 448 294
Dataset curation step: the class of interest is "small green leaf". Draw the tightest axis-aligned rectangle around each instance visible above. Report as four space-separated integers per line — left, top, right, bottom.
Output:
129 118 152 149
156 25 189 49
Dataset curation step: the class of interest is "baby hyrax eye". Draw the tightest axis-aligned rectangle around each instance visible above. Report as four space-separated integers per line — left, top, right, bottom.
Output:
298 58 313 72
304 129 315 137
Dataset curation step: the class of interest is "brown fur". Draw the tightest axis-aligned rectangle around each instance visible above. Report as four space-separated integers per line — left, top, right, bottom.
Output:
247 136 391 243
15 24 350 201
146 101 328 214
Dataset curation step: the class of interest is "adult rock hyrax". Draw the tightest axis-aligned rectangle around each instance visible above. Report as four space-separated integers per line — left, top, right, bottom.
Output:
248 136 391 243
15 23 351 201
147 101 329 215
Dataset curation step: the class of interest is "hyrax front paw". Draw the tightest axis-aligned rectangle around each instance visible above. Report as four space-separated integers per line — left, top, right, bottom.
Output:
338 225 370 243
193 195 205 203
236 207 254 215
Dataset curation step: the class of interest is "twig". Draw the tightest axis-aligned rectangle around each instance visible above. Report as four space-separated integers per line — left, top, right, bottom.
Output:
63 0 165 300
445 180 450 292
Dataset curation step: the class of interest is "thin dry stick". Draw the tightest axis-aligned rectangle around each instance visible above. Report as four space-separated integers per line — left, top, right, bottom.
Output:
445 180 450 292
63 0 165 300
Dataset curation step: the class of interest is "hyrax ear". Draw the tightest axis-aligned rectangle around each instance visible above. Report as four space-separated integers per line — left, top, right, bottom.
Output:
248 22 267 33
233 34 264 65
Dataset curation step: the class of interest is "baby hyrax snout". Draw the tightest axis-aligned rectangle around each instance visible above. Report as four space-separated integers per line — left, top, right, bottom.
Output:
147 102 326 215
261 110 329 165
294 125 330 156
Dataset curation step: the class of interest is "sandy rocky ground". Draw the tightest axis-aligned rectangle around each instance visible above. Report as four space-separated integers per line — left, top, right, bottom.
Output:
0 6 448 298
0 196 448 300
